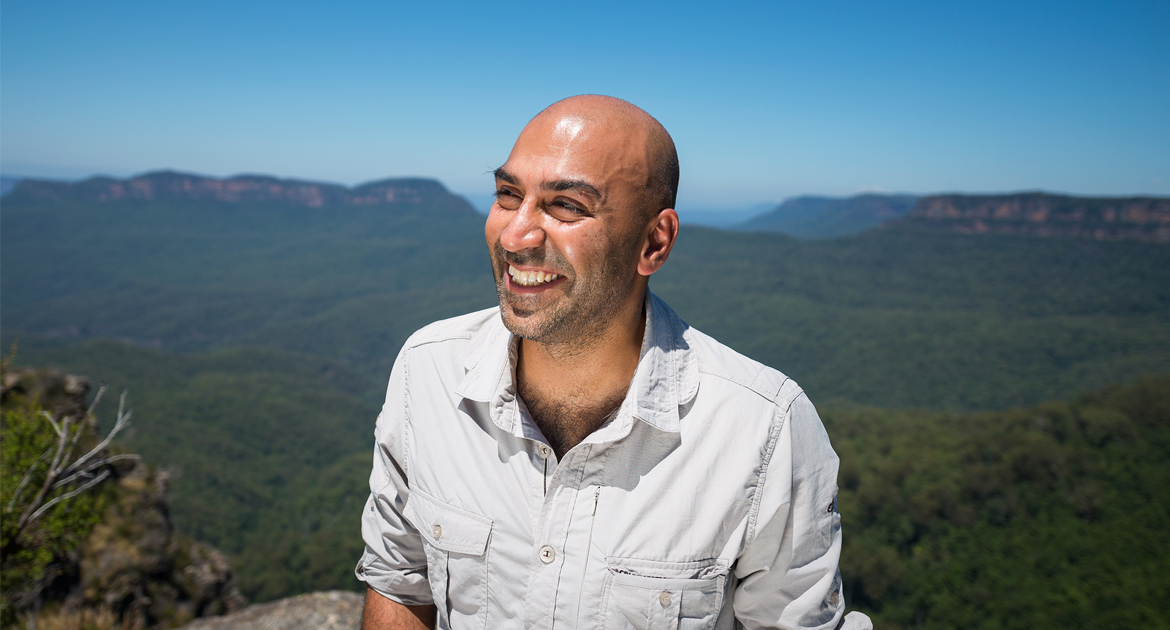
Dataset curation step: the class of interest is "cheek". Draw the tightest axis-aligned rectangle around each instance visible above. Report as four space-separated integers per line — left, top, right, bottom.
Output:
555 229 592 267
558 230 610 272
484 211 506 246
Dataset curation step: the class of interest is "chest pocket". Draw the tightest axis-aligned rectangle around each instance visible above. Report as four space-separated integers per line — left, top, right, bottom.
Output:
405 488 493 630
600 557 730 630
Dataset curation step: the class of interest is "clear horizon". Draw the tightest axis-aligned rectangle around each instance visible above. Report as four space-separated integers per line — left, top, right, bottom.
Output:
2 0 1167 212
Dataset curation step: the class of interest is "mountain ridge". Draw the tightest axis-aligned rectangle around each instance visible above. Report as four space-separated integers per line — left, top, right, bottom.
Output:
899 191 1170 243
736 193 919 238
6 170 477 212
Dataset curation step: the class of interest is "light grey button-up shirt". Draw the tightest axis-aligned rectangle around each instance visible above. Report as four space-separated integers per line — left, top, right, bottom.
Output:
357 293 871 629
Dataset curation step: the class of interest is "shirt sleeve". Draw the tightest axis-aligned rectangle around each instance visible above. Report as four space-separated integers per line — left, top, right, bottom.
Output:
733 391 864 629
355 347 433 606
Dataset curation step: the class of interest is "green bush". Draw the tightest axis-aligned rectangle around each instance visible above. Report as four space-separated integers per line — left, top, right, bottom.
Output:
1 377 110 627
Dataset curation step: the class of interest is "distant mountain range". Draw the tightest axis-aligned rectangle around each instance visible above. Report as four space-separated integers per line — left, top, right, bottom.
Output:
5 171 477 213
1 176 22 195
902 192 1170 243
7 172 1166 243
732 191 1169 242
734 194 920 238
677 203 776 229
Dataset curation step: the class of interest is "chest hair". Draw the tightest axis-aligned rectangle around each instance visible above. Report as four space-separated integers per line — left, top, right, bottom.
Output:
519 381 627 459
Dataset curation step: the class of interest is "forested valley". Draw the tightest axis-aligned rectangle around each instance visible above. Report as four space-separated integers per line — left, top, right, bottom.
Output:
2 173 1168 628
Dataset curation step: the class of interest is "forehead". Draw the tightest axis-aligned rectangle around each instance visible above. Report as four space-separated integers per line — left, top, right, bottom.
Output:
501 112 650 195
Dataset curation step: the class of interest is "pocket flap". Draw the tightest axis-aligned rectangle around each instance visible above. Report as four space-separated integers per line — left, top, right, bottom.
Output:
405 488 493 556
607 556 729 581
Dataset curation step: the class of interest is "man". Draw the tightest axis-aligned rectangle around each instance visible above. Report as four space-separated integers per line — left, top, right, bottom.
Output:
356 95 871 629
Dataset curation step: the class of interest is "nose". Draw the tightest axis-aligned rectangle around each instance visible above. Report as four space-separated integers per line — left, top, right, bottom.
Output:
499 200 546 253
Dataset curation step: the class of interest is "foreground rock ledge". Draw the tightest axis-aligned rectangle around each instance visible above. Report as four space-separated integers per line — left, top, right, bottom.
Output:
179 591 362 630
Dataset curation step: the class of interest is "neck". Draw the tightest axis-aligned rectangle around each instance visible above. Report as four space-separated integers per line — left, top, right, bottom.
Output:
515 290 647 455
521 289 646 379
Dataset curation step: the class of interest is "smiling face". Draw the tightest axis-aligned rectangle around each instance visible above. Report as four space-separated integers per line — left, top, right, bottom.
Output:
485 97 673 348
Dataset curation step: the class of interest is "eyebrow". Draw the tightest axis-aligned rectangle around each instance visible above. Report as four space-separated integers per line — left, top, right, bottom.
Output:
546 179 602 199
493 167 518 185
493 167 603 200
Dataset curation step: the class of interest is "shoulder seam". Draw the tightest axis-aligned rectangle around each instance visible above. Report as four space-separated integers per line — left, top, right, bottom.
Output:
773 379 805 410
697 366 800 407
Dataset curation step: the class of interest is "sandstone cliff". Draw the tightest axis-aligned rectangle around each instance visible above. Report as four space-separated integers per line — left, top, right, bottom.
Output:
6 171 477 213
900 192 1170 243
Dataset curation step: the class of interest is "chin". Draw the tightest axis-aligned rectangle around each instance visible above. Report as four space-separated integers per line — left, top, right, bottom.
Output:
498 301 557 342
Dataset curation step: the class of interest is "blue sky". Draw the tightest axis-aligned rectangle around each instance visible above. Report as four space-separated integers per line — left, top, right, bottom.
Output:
2 0 1167 211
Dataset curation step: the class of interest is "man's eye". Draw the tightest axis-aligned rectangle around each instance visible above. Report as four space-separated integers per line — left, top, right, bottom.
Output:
546 201 588 222
494 190 521 209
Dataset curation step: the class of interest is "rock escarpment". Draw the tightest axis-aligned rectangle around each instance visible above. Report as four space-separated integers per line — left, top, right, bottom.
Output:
7 170 477 213
901 192 1170 242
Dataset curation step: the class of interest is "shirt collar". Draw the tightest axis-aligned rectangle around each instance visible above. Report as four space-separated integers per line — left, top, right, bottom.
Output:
454 292 699 436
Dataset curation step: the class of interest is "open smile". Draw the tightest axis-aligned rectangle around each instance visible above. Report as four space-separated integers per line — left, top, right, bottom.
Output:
506 264 563 289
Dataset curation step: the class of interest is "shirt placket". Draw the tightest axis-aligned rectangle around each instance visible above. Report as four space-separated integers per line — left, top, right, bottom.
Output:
523 442 592 629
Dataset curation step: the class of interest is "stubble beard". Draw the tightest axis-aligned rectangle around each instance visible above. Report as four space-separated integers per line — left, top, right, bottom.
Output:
491 233 643 354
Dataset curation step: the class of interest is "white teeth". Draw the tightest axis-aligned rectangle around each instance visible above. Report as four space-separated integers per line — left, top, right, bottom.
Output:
508 265 560 287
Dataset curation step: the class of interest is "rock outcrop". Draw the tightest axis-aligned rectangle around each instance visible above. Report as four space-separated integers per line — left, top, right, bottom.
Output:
178 591 362 630
900 192 1170 243
64 465 247 627
2 366 246 629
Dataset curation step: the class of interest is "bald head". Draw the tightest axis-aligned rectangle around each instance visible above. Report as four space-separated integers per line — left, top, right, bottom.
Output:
487 95 683 346
526 95 679 215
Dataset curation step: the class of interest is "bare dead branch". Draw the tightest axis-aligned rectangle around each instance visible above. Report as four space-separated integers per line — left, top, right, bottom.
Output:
42 410 63 438
16 411 74 531
53 454 141 489
84 385 108 419
64 385 107 466
27 470 110 523
12 388 135 536
65 391 131 477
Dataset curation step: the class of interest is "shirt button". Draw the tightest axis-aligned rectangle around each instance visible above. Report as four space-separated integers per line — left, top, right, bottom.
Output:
830 590 841 606
537 444 552 459
432 524 442 540
538 545 556 564
659 591 672 607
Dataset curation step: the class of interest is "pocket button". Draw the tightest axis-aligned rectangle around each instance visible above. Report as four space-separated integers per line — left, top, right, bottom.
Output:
432 524 442 540
659 591 672 607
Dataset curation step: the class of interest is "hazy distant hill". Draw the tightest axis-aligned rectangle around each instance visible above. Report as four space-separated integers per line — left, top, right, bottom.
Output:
735 194 919 238
677 203 774 229
1 171 497 377
9 170 477 212
0 176 22 195
899 192 1170 243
